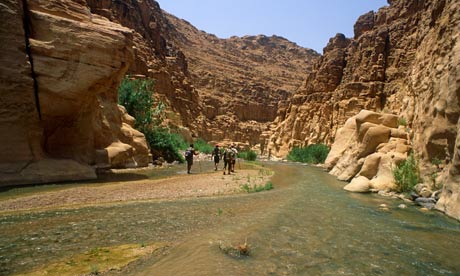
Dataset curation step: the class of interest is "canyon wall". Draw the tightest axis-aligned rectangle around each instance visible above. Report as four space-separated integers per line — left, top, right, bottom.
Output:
268 0 460 219
165 13 320 146
0 0 150 185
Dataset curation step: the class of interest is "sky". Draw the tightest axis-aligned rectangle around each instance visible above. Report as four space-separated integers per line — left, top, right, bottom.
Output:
156 0 388 53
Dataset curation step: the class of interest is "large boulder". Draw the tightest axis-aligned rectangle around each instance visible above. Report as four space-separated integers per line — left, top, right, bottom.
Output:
344 176 371 193
327 110 410 192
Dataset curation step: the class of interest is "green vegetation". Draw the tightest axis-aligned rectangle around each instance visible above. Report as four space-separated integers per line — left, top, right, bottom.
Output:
392 153 421 193
194 138 213 154
287 144 330 164
145 130 186 163
118 77 164 129
20 244 167 276
398 117 407 127
238 150 257 161
90 264 100 275
431 157 442 166
118 76 187 163
241 182 274 193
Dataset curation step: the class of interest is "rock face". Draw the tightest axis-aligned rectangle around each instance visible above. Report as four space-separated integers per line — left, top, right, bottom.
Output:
0 0 150 185
325 110 410 192
267 0 460 219
165 14 320 146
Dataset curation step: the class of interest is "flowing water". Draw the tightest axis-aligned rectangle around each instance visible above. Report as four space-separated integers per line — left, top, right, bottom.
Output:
0 163 459 275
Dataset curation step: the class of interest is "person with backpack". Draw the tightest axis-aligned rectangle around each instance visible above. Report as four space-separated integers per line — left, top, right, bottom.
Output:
211 144 221 171
185 144 198 174
223 145 236 175
230 144 238 173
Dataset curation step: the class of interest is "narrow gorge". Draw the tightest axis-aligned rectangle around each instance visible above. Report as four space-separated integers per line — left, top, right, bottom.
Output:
1 0 459 223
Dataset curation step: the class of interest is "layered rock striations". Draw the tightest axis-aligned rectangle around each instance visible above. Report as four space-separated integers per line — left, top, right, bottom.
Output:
268 0 460 219
165 13 320 146
0 0 150 185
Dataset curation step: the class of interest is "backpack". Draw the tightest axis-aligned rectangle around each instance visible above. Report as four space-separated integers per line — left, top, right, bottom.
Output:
185 149 192 159
226 148 235 160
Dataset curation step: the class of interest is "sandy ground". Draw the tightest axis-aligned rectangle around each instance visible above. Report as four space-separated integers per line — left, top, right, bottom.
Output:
0 169 272 213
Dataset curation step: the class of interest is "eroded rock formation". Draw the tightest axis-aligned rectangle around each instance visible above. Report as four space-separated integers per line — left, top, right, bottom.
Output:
268 0 460 219
325 110 410 192
0 0 150 185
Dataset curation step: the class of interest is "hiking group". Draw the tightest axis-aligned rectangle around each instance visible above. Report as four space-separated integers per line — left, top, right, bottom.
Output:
185 143 238 175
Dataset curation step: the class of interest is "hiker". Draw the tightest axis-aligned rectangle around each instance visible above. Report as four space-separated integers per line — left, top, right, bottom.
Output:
185 144 198 174
212 144 221 171
230 144 238 173
223 145 236 175
223 147 228 172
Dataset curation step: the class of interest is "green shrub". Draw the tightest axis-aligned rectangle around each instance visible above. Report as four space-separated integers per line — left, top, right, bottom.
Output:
118 77 164 131
238 150 257 161
431 157 442 166
241 182 273 193
398 117 407 127
170 133 188 151
194 138 213 154
145 128 185 163
392 153 420 193
287 144 330 164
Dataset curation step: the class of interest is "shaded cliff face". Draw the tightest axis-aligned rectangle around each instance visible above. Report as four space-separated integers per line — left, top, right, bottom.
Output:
268 0 460 219
0 0 150 185
165 13 320 145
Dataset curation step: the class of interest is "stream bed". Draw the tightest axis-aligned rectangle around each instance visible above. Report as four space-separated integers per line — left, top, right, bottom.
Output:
0 163 459 275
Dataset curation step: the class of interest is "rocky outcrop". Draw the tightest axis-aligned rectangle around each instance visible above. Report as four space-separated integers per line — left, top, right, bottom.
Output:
267 0 460 219
0 0 150 185
325 110 410 192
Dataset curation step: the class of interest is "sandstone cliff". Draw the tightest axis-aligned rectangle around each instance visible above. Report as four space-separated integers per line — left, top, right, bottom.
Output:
268 0 460 219
0 0 150 185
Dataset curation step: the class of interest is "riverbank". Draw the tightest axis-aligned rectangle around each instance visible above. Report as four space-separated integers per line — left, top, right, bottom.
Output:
0 164 273 214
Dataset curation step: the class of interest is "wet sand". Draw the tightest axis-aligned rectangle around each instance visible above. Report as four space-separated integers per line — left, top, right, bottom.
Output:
0 168 272 213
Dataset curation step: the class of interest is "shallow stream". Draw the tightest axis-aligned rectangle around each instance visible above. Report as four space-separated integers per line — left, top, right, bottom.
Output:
1 163 459 275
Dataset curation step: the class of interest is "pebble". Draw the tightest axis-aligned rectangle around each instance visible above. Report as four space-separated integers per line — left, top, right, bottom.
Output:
398 204 407 209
